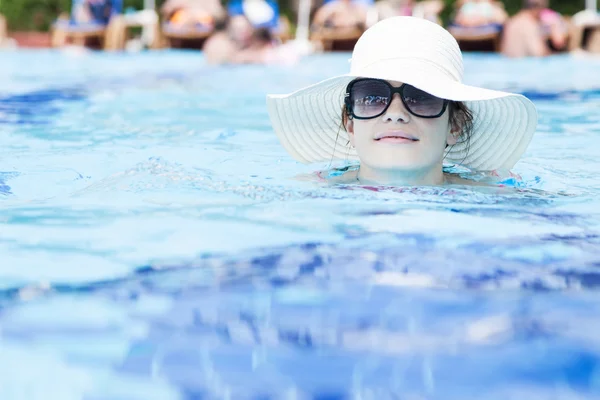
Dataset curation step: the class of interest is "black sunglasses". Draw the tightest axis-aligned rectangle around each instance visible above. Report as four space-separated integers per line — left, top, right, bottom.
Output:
344 78 449 120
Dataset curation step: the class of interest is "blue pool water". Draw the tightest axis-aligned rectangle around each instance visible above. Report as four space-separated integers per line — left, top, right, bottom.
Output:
1 49 600 399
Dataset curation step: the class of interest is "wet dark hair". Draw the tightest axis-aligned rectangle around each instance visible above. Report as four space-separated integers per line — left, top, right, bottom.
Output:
448 101 474 150
214 16 229 32
253 27 274 44
338 101 475 160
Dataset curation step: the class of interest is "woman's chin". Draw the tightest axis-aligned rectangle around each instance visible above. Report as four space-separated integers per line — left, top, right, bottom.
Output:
365 161 432 173
362 154 429 171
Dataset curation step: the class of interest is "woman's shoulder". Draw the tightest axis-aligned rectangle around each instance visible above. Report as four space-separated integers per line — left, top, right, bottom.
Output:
294 164 359 184
443 165 524 188
295 165 525 188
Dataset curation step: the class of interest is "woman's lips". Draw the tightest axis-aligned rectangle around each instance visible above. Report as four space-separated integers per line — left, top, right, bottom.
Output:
376 137 417 143
374 132 419 143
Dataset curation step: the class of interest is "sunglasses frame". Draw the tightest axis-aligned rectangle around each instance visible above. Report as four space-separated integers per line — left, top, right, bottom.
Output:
344 78 449 120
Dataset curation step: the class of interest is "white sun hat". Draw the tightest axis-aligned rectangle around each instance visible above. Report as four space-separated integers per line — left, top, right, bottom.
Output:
266 16 538 171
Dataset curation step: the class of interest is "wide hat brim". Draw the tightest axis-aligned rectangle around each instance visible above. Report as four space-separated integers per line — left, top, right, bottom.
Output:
267 64 538 171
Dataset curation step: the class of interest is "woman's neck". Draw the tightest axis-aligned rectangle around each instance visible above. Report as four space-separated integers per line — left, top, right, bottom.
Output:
356 164 445 186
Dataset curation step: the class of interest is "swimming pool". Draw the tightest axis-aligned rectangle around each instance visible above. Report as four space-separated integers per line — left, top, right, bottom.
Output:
1 49 600 399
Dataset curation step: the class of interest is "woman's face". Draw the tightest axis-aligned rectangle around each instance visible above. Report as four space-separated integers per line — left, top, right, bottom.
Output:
229 15 254 45
345 80 457 177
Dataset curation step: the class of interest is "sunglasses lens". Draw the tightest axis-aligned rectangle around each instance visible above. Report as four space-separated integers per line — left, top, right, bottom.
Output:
350 80 391 118
402 84 446 117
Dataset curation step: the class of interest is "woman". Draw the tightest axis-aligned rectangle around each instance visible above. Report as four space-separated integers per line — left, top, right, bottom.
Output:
72 0 119 25
203 15 290 65
266 17 538 186
368 0 444 26
311 0 369 31
501 0 568 58
161 0 225 29
453 0 507 28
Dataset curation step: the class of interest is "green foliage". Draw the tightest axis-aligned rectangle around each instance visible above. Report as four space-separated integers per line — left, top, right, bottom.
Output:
0 0 593 31
0 0 71 30
507 0 585 15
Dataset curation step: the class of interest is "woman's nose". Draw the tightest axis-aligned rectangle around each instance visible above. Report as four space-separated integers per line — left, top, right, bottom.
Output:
382 93 410 123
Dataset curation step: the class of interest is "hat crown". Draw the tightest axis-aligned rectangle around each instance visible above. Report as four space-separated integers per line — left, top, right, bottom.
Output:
350 17 464 83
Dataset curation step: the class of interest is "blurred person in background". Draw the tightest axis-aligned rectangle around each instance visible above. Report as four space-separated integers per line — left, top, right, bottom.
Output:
203 12 300 65
202 14 255 64
501 0 568 57
233 26 279 63
0 14 9 47
367 0 444 25
311 0 370 32
452 0 507 28
446 0 506 52
0 13 17 49
161 0 226 29
370 0 415 20
72 0 120 24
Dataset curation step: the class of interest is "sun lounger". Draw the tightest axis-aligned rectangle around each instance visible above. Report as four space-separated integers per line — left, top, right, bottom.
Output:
448 23 503 52
311 25 364 51
50 0 123 49
569 11 600 53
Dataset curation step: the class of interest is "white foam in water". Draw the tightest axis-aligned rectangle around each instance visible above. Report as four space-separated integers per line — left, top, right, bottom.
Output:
349 209 583 240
